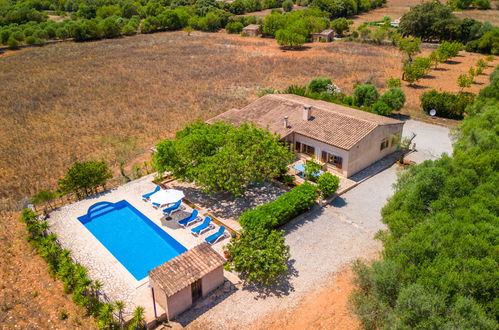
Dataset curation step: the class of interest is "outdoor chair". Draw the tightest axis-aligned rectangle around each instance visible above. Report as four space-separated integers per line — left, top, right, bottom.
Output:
177 209 202 228
162 200 184 217
190 217 214 236
142 186 160 201
205 226 227 245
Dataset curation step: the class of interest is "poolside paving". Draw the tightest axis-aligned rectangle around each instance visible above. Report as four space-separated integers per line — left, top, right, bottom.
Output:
47 175 218 320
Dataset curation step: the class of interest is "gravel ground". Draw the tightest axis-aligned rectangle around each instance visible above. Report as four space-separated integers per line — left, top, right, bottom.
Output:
403 119 454 163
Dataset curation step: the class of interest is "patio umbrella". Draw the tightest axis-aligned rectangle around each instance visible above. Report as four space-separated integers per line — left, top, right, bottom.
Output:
150 189 185 205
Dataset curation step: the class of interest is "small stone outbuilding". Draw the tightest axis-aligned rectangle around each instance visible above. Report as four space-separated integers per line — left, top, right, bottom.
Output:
312 29 334 42
149 243 226 320
242 24 261 37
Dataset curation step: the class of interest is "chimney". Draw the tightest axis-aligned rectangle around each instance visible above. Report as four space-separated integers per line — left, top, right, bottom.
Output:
284 116 289 128
303 105 312 121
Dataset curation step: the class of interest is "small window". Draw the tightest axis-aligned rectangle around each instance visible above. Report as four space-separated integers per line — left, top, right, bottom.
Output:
333 155 343 169
321 151 329 163
295 142 302 152
304 144 315 156
380 138 389 151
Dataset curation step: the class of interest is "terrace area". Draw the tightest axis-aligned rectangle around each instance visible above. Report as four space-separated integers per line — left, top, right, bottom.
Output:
46 174 288 321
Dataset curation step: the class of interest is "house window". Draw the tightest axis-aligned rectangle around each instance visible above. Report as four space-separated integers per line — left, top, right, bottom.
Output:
332 155 343 169
380 138 389 151
303 144 315 156
322 151 343 169
295 141 302 152
321 151 329 163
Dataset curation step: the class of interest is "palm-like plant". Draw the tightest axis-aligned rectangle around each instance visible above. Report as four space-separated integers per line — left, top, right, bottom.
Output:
98 303 115 329
128 306 146 330
114 301 125 329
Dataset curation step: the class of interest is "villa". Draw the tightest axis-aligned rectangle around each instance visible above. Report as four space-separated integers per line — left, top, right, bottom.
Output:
207 94 405 178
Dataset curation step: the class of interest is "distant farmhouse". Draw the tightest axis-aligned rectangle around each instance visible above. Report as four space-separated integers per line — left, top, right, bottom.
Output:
312 29 334 42
242 24 261 37
208 94 404 177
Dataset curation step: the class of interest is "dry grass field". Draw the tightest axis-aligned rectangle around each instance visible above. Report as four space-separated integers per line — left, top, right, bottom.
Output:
1 31 495 210
0 28 497 330
351 0 499 26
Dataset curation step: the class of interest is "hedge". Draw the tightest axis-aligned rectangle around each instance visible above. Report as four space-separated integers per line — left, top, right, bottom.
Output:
239 182 318 231
420 90 475 119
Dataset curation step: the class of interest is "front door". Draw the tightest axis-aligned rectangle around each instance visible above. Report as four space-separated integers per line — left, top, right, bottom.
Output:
191 279 202 302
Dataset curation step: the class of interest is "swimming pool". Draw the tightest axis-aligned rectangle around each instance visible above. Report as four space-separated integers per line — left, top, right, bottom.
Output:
78 200 187 281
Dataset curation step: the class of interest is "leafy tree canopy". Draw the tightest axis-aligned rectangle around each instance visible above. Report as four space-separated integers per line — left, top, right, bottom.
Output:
153 121 294 196
58 161 113 197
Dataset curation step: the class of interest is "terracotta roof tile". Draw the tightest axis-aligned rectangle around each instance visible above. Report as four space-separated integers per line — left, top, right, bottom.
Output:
207 94 403 150
148 243 226 297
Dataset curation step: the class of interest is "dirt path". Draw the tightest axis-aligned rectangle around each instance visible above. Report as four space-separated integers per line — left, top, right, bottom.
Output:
251 267 360 330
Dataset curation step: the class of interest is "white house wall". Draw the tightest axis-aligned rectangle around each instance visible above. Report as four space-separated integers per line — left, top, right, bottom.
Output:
294 134 350 177
348 124 404 176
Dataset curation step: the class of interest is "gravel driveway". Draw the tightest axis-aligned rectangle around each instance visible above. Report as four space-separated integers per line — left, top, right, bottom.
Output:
173 120 452 328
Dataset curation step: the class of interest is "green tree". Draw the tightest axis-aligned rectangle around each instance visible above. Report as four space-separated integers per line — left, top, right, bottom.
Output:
153 121 294 196
58 161 113 198
303 159 322 181
317 172 340 198
402 61 426 86
31 190 56 209
7 35 19 49
397 37 421 62
307 77 332 93
371 101 391 115
282 0 293 12
225 227 290 285
330 17 352 37
437 41 463 62
354 84 379 107
225 21 244 34
380 88 406 111
386 77 401 88
275 28 306 48
398 1 453 41
457 74 473 91
97 303 115 329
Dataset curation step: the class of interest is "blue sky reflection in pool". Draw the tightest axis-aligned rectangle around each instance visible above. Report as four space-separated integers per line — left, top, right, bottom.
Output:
78 200 187 280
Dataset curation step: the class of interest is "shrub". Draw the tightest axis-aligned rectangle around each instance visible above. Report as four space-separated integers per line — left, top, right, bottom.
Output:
307 77 332 93
437 41 463 61
380 88 406 111
420 90 475 119
239 182 318 230
317 172 340 198
7 35 19 49
372 101 391 115
225 227 290 285
282 0 293 12
386 77 401 88
225 21 244 33
354 84 379 107
303 159 322 181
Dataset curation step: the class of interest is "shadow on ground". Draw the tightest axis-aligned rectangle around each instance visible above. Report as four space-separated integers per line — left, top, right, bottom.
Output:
173 279 238 327
241 258 299 300
167 181 289 221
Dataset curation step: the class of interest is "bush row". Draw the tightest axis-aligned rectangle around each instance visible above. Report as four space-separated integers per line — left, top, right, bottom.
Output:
20 209 126 328
239 182 318 231
420 90 475 119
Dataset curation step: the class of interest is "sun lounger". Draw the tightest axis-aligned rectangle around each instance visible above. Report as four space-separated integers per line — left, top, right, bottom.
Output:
177 209 202 228
162 200 184 217
152 201 169 209
142 186 160 201
190 217 214 236
205 226 227 245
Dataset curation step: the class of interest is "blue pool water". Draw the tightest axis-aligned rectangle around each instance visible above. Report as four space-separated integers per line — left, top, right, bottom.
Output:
78 200 187 280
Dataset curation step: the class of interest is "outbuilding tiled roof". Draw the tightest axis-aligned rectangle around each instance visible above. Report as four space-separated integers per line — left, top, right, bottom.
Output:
148 243 226 297
207 94 403 150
